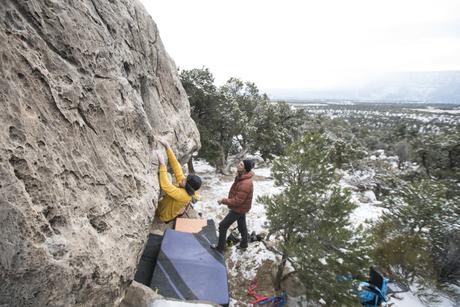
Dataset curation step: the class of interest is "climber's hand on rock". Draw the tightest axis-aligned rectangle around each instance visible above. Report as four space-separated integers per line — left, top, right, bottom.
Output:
157 152 165 165
158 138 170 149
217 199 225 205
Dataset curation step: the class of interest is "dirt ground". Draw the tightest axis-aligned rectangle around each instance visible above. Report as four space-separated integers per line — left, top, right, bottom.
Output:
227 258 276 306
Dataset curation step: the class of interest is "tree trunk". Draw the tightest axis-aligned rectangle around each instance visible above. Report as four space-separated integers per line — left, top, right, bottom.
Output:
274 249 288 291
418 150 430 176
187 157 195 174
215 146 229 175
421 152 430 176
448 149 454 170
223 148 249 174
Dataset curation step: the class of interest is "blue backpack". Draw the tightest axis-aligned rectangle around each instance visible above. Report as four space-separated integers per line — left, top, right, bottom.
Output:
358 268 389 307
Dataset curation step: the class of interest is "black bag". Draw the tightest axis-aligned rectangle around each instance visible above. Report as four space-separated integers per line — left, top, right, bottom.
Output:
249 231 264 242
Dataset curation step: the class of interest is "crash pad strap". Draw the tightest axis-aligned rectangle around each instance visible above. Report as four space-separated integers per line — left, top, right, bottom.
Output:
248 279 287 306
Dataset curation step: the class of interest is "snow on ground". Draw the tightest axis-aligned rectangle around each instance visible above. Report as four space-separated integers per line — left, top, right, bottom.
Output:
391 292 427 307
350 200 386 226
227 242 277 281
252 166 272 178
411 108 460 115
191 158 456 307
339 168 387 226
390 290 457 307
305 107 460 126
300 103 329 106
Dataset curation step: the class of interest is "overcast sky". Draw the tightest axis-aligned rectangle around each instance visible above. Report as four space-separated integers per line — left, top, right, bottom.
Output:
140 0 460 90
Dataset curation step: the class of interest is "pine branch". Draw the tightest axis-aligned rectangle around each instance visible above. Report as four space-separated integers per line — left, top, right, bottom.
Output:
260 240 298 268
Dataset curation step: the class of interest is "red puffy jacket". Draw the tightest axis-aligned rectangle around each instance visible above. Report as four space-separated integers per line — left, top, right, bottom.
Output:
222 171 254 214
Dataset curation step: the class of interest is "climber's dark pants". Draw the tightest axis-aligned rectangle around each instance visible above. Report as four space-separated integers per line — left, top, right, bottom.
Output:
217 210 248 251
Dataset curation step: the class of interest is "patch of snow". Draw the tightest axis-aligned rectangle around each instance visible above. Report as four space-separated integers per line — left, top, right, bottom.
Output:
327 101 355 105
362 190 377 203
254 166 272 178
375 149 385 157
350 200 386 226
338 168 387 226
387 279 459 306
228 242 277 281
389 160 399 169
304 103 329 106
411 108 460 115
193 158 215 173
390 292 425 307
390 290 457 307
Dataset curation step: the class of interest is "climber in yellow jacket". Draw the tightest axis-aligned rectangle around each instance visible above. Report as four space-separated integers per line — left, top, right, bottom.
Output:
156 139 202 222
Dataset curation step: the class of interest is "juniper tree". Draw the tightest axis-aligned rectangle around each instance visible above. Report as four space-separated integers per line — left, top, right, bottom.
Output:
372 178 460 301
251 101 309 162
259 132 369 305
181 69 310 173
218 78 270 160
410 130 460 179
180 68 223 170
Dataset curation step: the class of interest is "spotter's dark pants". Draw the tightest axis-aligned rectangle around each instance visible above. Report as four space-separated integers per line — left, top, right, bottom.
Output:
217 210 248 251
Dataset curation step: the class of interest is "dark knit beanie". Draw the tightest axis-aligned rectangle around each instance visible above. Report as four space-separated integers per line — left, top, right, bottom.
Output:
185 174 202 196
243 159 255 172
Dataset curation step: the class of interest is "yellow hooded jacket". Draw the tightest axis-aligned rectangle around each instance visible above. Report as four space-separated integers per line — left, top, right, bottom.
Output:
156 147 199 222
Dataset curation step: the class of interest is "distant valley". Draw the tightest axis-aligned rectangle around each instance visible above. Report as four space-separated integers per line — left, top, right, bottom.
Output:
268 71 460 104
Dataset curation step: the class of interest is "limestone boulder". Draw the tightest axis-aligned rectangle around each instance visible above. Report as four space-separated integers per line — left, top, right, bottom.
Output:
0 0 199 305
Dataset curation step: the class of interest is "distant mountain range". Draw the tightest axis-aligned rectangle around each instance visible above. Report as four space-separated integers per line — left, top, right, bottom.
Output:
268 71 460 104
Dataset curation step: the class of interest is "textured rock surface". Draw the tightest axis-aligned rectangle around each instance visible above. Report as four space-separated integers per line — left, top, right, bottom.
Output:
0 0 200 306
119 281 161 307
118 281 220 307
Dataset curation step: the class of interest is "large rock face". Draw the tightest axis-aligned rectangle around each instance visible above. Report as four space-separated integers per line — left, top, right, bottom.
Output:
0 0 200 306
